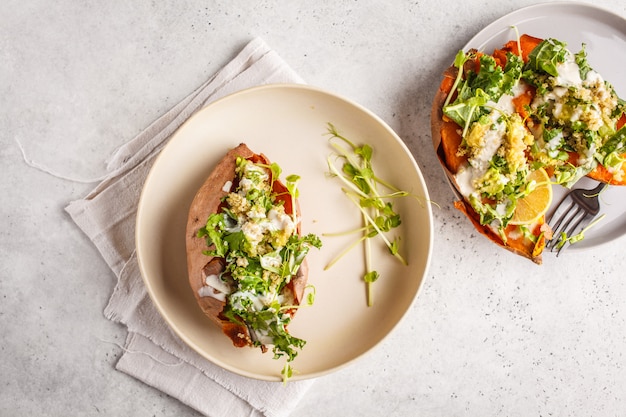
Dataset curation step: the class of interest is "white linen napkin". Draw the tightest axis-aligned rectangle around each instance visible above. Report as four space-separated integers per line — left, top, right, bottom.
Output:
65 37 313 417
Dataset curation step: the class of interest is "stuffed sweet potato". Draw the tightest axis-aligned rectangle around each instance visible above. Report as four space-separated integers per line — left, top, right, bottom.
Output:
186 143 321 368
431 34 626 263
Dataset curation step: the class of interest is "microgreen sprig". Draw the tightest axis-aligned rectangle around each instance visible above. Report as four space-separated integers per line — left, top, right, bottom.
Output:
323 123 415 306
443 49 469 109
555 214 606 250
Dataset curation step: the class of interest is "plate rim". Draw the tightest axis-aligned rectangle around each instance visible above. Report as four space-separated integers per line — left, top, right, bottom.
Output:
463 1 626 51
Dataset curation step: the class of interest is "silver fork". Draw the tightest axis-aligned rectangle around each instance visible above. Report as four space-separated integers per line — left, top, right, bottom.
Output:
545 181 608 255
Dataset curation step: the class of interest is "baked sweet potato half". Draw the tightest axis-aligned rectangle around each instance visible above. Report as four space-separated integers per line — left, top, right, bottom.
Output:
431 34 626 263
186 143 320 365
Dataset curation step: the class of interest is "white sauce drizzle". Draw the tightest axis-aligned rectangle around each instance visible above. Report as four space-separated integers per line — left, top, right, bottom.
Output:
198 273 231 302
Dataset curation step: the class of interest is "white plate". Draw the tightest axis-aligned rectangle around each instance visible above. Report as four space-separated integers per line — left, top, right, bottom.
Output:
462 2 626 250
135 84 433 381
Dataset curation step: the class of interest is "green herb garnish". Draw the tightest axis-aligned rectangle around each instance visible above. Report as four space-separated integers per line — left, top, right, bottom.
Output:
524 38 568 78
198 156 321 383
324 123 419 306
555 214 606 250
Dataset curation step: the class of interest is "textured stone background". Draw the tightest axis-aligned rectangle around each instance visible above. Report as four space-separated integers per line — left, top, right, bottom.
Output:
2 1 626 416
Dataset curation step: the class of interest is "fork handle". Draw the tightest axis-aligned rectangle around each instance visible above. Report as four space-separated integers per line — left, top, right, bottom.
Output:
589 182 609 195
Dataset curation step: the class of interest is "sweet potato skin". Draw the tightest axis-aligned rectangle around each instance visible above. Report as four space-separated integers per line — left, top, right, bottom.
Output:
453 200 545 264
186 144 253 346
186 143 307 347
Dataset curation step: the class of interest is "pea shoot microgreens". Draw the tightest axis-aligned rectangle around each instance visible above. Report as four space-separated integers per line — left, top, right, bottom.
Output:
555 213 606 251
323 123 418 306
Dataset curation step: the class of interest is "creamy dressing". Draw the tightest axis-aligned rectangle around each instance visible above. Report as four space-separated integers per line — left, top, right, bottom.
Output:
540 86 568 114
243 163 269 180
221 180 232 192
238 177 255 194
198 273 231 301
578 142 597 167
249 326 274 345
268 208 295 233
471 124 504 171
586 70 602 84
260 252 282 269
506 227 524 241
242 221 264 246
612 167 625 183
455 111 507 197
493 82 528 114
246 206 266 220
555 56 582 86
198 285 227 302
230 290 264 311
454 167 476 198
241 207 295 246
546 131 563 150
229 290 282 313
492 95 513 114
205 273 231 294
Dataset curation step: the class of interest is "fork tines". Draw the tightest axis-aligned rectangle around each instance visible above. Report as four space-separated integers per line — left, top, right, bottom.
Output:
546 200 591 254
545 182 607 255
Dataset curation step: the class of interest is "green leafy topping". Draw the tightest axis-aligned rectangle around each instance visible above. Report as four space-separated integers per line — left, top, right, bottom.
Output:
324 123 425 306
574 44 591 80
555 214 606 250
363 270 379 283
525 38 568 77
440 30 626 257
600 126 626 165
443 50 523 137
199 155 321 381
443 50 470 108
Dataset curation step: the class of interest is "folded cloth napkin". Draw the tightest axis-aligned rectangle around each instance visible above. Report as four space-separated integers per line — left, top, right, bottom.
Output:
65 37 312 417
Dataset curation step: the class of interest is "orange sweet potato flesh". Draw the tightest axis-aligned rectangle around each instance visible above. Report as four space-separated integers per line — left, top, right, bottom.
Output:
440 121 466 174
499 35 543 63
512 87 535 120
432 66 467 176
186 143 307 348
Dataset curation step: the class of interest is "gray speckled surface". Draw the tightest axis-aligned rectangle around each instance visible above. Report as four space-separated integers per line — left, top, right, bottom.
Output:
2 1 626 416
